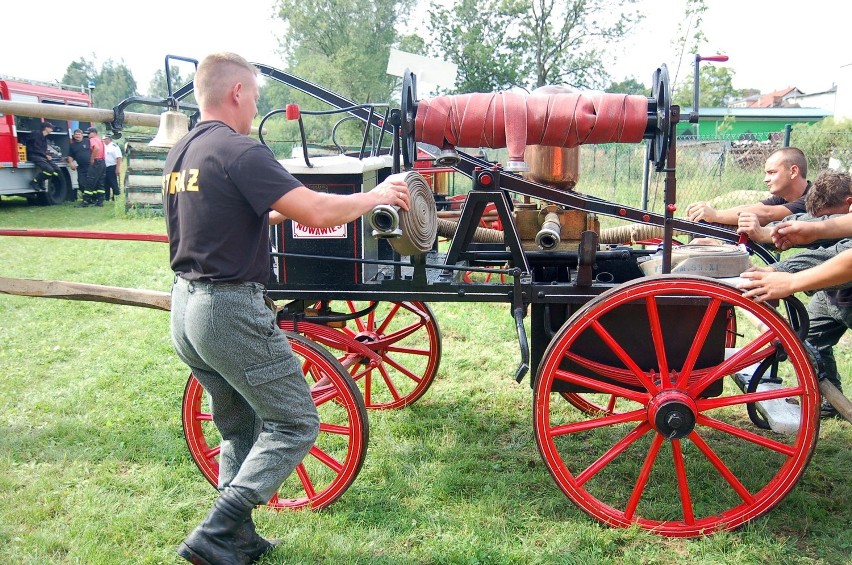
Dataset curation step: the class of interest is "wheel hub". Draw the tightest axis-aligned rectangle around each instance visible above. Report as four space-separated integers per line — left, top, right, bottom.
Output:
647 390 697 440
354 332 381 363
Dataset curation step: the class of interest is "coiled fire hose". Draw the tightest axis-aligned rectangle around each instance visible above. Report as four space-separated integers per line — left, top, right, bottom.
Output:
369 171 439 256
598 224 689 245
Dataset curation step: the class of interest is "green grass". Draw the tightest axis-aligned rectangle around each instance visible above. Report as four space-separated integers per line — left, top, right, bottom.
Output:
1 198 851 564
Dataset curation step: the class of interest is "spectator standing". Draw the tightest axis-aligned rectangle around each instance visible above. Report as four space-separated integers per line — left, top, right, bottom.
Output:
26 122 61 185
66 128 91 202
82 126 106 207
103 133 123 201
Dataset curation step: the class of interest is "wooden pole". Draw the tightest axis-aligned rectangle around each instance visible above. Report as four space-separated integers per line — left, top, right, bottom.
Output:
819 379 852 423
0 100 160 128
0 277 171 311
0 99 265 136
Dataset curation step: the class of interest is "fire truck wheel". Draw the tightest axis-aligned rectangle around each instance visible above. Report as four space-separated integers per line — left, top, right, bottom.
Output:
182 331 368 511
35 173 68 206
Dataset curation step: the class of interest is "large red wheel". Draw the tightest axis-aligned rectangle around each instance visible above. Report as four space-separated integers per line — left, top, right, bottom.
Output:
182 332 368 510
282 301 441 409
533 275 819 537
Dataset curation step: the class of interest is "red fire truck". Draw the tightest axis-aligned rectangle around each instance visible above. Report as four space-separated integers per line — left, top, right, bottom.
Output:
0 78 93 205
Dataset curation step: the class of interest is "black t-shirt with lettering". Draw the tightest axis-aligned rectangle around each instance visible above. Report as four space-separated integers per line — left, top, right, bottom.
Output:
163 121 302 284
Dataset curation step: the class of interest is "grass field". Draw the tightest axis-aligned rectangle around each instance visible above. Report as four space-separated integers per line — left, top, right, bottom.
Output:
0 198 850 564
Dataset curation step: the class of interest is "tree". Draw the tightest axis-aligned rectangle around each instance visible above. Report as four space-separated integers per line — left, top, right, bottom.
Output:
673 64 745 108
607 76 648 95
95 60 137 109
516 0 642 89
668 0 708 87
428 0 642 92
428 0 524 93
148 66 193 99
274 0 415 103
662 0 755 109
267 0 417 152
61 57 137 109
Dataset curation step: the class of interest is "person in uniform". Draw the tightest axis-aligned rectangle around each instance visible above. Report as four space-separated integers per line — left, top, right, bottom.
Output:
66 128 91 202
102 133 122 200
26 122 61 184
82 126 106 206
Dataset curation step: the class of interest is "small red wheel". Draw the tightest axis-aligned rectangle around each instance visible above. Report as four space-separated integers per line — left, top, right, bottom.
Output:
182 332 368 510
284 301 441 410
534 275 819 537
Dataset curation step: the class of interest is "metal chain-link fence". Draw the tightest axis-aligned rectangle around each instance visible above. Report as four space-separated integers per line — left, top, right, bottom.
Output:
577 127 852 220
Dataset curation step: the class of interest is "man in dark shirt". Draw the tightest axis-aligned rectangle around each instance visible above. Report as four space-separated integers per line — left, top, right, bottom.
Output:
166 52 410 564
685 147 811 226
25 122 61 184
66 128 91 202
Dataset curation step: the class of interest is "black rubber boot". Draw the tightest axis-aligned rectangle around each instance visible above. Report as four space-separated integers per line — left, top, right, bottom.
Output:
178 490 254 565
235 516 280 563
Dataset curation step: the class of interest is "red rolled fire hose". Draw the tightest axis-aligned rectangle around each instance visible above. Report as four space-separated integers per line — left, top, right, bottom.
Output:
415 91 648 169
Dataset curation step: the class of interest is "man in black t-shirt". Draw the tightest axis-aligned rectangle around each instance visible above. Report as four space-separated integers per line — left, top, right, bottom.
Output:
66 129 91 202
166 52 411 565
685 147 811 227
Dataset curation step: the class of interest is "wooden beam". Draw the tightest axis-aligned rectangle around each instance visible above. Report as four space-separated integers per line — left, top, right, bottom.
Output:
0 277 171 311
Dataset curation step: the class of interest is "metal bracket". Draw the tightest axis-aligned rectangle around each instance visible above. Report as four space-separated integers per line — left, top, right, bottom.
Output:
443 190 530 274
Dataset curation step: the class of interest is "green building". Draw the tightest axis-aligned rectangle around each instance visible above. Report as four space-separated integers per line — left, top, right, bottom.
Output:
677 107 832 139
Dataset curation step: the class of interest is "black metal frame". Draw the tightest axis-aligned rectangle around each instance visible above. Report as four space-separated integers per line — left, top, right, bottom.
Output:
155 61 780 380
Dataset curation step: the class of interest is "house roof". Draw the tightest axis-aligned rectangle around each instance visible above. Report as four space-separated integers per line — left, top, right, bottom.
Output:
744 86 804 108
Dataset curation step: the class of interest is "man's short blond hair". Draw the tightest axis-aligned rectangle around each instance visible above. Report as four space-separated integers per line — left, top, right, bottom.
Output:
195 52 258 108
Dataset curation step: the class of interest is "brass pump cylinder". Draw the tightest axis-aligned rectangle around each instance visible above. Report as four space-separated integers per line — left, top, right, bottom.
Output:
522 85 580 190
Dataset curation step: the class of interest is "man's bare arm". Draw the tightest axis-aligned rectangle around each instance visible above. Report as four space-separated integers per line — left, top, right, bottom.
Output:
687 202 792 226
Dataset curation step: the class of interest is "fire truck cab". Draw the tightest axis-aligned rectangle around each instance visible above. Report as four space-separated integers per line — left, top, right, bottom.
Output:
0 78 93 205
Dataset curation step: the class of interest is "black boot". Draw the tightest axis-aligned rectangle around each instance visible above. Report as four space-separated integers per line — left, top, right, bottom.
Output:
235 516 281 563
178 490 254 565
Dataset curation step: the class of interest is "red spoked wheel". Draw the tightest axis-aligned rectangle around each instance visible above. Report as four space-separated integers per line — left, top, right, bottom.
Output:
560 306 739 416
182 332 368 510
283 301 441 410
533 275 819 537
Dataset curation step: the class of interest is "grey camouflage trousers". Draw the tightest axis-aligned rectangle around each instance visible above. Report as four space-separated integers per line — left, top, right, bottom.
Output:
170 276 319 505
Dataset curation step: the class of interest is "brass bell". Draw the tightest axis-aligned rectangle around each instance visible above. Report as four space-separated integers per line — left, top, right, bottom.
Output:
149 110 189 148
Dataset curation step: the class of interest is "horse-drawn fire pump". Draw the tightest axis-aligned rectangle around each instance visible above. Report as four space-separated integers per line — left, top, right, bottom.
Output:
2 56 849 538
